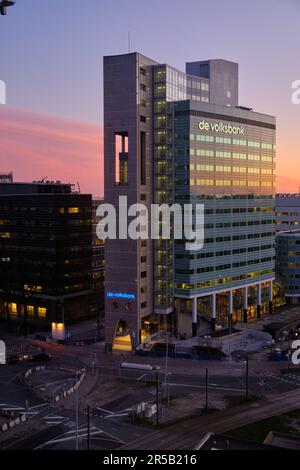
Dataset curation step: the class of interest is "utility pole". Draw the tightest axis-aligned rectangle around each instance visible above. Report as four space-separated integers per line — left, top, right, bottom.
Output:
164 330 169 399
156 368 159 426
75 370 79 450
87 404 90 450
205 368 209 410
245 355 249 402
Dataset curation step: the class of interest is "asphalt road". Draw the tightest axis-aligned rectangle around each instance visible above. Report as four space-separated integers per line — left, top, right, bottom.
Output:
122 388 300 450
1 337 300 450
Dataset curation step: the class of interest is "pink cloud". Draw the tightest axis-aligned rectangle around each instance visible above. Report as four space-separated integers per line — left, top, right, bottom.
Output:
0 107 103 196
0 106 297 197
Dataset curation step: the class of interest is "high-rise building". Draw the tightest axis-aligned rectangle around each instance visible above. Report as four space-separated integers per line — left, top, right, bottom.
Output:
103 52 276 350
276 193 300 231
276 230 300 304
91 197 105 337
0 181 102 332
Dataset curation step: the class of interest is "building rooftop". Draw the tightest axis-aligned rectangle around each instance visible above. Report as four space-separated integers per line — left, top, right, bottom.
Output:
0 181 76 195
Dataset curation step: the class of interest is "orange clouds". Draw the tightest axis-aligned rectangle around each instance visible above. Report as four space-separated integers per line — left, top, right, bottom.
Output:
0 106 297 196
0 107 103 196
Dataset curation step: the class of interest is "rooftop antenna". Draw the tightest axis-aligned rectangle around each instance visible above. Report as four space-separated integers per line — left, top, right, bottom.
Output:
41 176 48 183
128 30 131 53
77 181 81 193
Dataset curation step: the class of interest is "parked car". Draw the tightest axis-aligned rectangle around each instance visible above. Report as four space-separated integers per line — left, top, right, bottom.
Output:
30 352 51 362
7 355 20 365
18 353 30 362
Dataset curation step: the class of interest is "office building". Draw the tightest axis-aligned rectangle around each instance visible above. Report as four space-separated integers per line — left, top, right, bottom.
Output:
91 197 105 336
276 193 300 231
276 230 300 304
104 52 276 350
0 181 102 331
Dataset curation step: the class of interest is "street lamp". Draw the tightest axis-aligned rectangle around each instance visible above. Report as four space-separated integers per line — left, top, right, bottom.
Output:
0 1 15 16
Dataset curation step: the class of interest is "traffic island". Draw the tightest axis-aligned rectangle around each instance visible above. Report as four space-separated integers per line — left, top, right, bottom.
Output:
24 366 85 404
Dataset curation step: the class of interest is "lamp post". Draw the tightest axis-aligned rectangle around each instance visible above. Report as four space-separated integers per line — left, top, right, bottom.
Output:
245 355 249 402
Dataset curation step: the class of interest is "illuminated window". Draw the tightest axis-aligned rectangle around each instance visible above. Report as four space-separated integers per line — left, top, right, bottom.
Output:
68 207 79 214
0 232 11 238
9 303 17 315
58 208 65 214
27 305 35 316
24 284 42 293
38 307 47 319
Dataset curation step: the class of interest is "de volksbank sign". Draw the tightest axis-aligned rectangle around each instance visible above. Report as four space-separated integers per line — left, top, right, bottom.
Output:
199 120 245 135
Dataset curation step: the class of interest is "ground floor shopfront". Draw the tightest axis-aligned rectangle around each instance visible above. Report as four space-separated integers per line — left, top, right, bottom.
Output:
175 280 274 337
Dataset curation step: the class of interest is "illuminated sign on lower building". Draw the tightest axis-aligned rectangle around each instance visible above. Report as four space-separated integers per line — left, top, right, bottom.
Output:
106 292 136 300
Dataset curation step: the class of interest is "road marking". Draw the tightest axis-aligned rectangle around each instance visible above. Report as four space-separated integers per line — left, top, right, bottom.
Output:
34 423 125 449
96 407 113 414
28 403 48 410
168 382 245 393
104 413 129 419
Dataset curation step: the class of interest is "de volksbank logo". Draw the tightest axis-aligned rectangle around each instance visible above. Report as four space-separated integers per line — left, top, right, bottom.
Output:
199 120 245 135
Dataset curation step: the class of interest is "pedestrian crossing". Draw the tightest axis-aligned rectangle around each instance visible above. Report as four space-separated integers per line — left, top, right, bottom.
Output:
34 424 125 449
263 370 300 387
0 402 48 417
42 415 68 425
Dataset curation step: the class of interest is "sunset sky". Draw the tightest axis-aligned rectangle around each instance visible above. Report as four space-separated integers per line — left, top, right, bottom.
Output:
0 0 299 194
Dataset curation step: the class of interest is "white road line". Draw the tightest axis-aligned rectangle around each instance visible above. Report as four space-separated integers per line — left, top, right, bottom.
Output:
96 407 113 414
104 413 129 419
169 382 245 392
39 430 104 446
1 406 25 411
28 403 48 410
43 416 66 420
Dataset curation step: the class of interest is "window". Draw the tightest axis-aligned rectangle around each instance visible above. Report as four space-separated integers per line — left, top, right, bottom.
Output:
27 305 35 316
9 303 17 315
68 207 79 214
140 131 146 185
115 132 128 185
141 271 147 278
140 83 146 92
140 115 146 123
38 307 46 319
140 67 146 76
201 82 209 92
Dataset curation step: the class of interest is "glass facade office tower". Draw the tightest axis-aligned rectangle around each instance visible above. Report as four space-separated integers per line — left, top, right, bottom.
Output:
276 194 300 231
104 53 276 350
277 231 300 304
